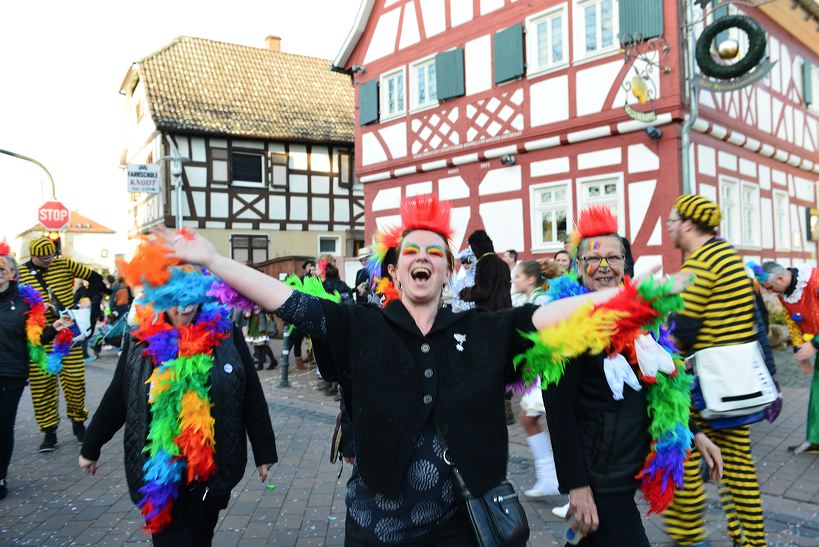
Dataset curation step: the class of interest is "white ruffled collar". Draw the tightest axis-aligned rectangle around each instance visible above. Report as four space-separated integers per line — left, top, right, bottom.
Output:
782 266 814 304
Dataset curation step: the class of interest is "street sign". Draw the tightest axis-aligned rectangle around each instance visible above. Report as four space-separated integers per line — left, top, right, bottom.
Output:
38 201 70 231
127 163 160 193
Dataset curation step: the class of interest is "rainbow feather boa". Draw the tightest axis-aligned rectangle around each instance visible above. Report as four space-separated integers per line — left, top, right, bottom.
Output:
513 274 693 514
19 283 72 375
131 301 232 533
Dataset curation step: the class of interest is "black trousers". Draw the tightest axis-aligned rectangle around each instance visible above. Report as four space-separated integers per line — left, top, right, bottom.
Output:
0 377 26 480
288 328 306 358
151 489 229 547
345 509 474 546
253 344 277 366
573 490 649 547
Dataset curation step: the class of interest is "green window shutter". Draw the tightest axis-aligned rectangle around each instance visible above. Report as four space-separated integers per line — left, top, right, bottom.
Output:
494 24 524 84
435 48 465 101
359 79 379 125
619 0 664 44
712 0 729 46
803 61 813 106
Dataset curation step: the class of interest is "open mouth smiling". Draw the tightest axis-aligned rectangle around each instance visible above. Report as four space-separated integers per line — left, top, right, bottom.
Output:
410 266 431 281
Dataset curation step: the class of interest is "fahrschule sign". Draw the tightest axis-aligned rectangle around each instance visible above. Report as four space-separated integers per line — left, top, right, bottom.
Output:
126 163 160 193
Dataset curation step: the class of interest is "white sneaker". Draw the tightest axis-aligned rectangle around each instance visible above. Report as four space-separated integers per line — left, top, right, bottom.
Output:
551 501 570 519
524 479 560 497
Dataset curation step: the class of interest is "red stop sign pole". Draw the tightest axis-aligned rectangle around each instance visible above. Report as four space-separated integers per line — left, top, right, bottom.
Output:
38 201 70 231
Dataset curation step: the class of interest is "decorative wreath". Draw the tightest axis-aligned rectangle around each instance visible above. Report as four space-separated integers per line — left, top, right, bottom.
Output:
695 15 767 81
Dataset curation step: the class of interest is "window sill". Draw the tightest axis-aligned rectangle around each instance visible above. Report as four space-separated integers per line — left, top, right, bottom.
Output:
410 102 440 115
379 111 406 124
527 62 570 80
573 46 622 67
530 245 566 254
231 181 267 188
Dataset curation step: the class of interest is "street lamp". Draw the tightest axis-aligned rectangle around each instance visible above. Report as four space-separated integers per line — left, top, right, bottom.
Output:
0 148 57 199
161 135 189 229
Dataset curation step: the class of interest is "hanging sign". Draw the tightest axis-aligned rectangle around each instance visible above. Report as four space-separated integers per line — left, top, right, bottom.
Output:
127 163 160 193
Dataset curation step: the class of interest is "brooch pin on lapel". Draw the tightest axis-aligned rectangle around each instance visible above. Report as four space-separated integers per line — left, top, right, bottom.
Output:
454 333 467 352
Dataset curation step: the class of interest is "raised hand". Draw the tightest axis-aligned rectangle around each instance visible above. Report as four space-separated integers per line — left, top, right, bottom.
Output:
152 226 219 268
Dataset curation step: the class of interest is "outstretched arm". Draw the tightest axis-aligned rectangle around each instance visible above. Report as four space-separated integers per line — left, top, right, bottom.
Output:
155 226 293 312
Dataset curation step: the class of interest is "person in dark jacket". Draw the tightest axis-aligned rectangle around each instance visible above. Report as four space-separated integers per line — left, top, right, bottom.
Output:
155 196 692 546
0 246 72 500
78 243 276 547
459 229 512 311
545 209 722 546
323 263 353 304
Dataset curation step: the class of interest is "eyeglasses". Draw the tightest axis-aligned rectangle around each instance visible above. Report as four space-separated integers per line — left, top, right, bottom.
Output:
666 217 682 226
38 254 57 261
579 255 625 267
0 267 11 275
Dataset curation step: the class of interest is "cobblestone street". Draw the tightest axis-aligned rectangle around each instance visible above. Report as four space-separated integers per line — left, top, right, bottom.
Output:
0 343 817 546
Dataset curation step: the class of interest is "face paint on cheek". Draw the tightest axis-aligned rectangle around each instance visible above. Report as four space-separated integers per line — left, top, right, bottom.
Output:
586 263 597 276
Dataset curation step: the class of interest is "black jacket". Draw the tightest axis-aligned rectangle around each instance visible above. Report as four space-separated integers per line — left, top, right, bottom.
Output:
459 230 512 311
81 326 277 504
545 353 650 494
0 282 58 379
313 299 536 497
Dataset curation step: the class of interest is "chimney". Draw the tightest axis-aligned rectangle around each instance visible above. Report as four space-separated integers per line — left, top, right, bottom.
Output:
265 35 281 52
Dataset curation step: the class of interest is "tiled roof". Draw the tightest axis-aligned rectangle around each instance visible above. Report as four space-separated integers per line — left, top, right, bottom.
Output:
132 36 354 143
18 210 115 237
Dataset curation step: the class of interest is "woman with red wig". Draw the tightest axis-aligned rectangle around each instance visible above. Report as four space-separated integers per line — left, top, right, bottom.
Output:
157 196 693 546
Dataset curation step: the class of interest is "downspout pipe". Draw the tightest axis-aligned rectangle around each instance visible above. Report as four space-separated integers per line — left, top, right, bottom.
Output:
680 0 699 195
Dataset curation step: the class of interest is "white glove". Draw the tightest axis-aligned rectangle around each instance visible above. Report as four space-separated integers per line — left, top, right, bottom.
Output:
635 334 676 381
603 353 641 400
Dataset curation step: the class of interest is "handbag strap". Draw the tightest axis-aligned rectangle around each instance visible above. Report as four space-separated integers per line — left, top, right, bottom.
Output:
434 423 472 496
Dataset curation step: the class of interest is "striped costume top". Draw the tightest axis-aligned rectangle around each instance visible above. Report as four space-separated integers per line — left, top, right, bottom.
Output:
18 258 97 321
673 238 757 353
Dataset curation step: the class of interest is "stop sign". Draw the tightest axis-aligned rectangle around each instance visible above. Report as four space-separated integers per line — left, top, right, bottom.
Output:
38 201 70 231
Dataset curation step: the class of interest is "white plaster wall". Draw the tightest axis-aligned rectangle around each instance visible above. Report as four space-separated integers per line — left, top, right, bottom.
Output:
759 165 771 190
185 166 207 187
480 0 504 15
450 0 473 27
419 0 446 37
212 193 228 217
399 2 420 49
697 145 716 177
576 61 623 116
289 144 308 170
465 35 492 96
531 157 570 177
362 132 388 166
191 137 207 162
478 166 522 196
479 199 524 252
364 7 401 64
578 148 621 170
530 76 569 126
718 151 737 172
699 183 717 203
795 176 816 202
756 89 771 134
313 198 330 221
627 144 659 173
379 122 408 159
372 187 402 211
406 181 433 196
438 176 470 200
333 199 350 222
451 206 471 252
376 214 402 230
628 180 657 241
290 197 308 221
633 255 663 277
647 219 662 246
739 158 757 178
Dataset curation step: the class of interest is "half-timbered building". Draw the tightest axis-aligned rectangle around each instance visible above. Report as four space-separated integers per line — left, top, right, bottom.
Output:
120 35 364 263
333 0 819 272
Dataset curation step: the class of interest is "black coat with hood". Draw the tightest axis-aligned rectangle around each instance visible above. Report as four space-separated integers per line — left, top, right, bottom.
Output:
458 230 512 311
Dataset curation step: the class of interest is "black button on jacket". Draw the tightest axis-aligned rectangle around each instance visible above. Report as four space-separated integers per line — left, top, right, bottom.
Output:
313 300 537 498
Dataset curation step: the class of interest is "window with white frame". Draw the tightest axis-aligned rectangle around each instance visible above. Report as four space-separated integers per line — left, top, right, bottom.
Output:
772 190 790 249
410 58 437 110
719 177 740 244
318 235 341 256
231 235 268 264
527 5 567 74
741 182 760 247
380 68 405 119
577 0 617 57
578 176 622 230
231 151 265 187
531 181 571 249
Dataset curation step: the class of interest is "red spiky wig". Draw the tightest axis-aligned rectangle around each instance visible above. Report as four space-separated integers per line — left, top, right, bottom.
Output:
569 206 619 256
400 195 453 241
0 242 10 256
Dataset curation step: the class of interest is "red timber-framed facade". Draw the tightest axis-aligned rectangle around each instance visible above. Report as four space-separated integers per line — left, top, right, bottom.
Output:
333 0 819 272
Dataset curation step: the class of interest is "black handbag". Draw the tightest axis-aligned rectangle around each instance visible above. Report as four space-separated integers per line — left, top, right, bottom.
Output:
438 427 529 546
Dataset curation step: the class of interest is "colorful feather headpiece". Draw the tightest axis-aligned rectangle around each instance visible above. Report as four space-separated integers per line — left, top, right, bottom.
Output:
568 206 619 257
746 261 768 284
366 224 403 279
400 195 454 242
0 242 10 256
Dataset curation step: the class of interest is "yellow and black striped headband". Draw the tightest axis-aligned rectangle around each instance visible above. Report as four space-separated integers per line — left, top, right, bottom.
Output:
29 237 56 257
674 194 721 228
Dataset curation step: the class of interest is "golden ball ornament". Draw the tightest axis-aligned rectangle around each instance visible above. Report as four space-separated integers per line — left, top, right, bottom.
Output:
717 39 740 60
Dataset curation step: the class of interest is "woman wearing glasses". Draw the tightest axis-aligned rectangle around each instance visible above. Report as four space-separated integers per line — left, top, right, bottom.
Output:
542 207 722 546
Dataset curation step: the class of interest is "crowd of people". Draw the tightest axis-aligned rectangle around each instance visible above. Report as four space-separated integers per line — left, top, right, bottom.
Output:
0 192 814 546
